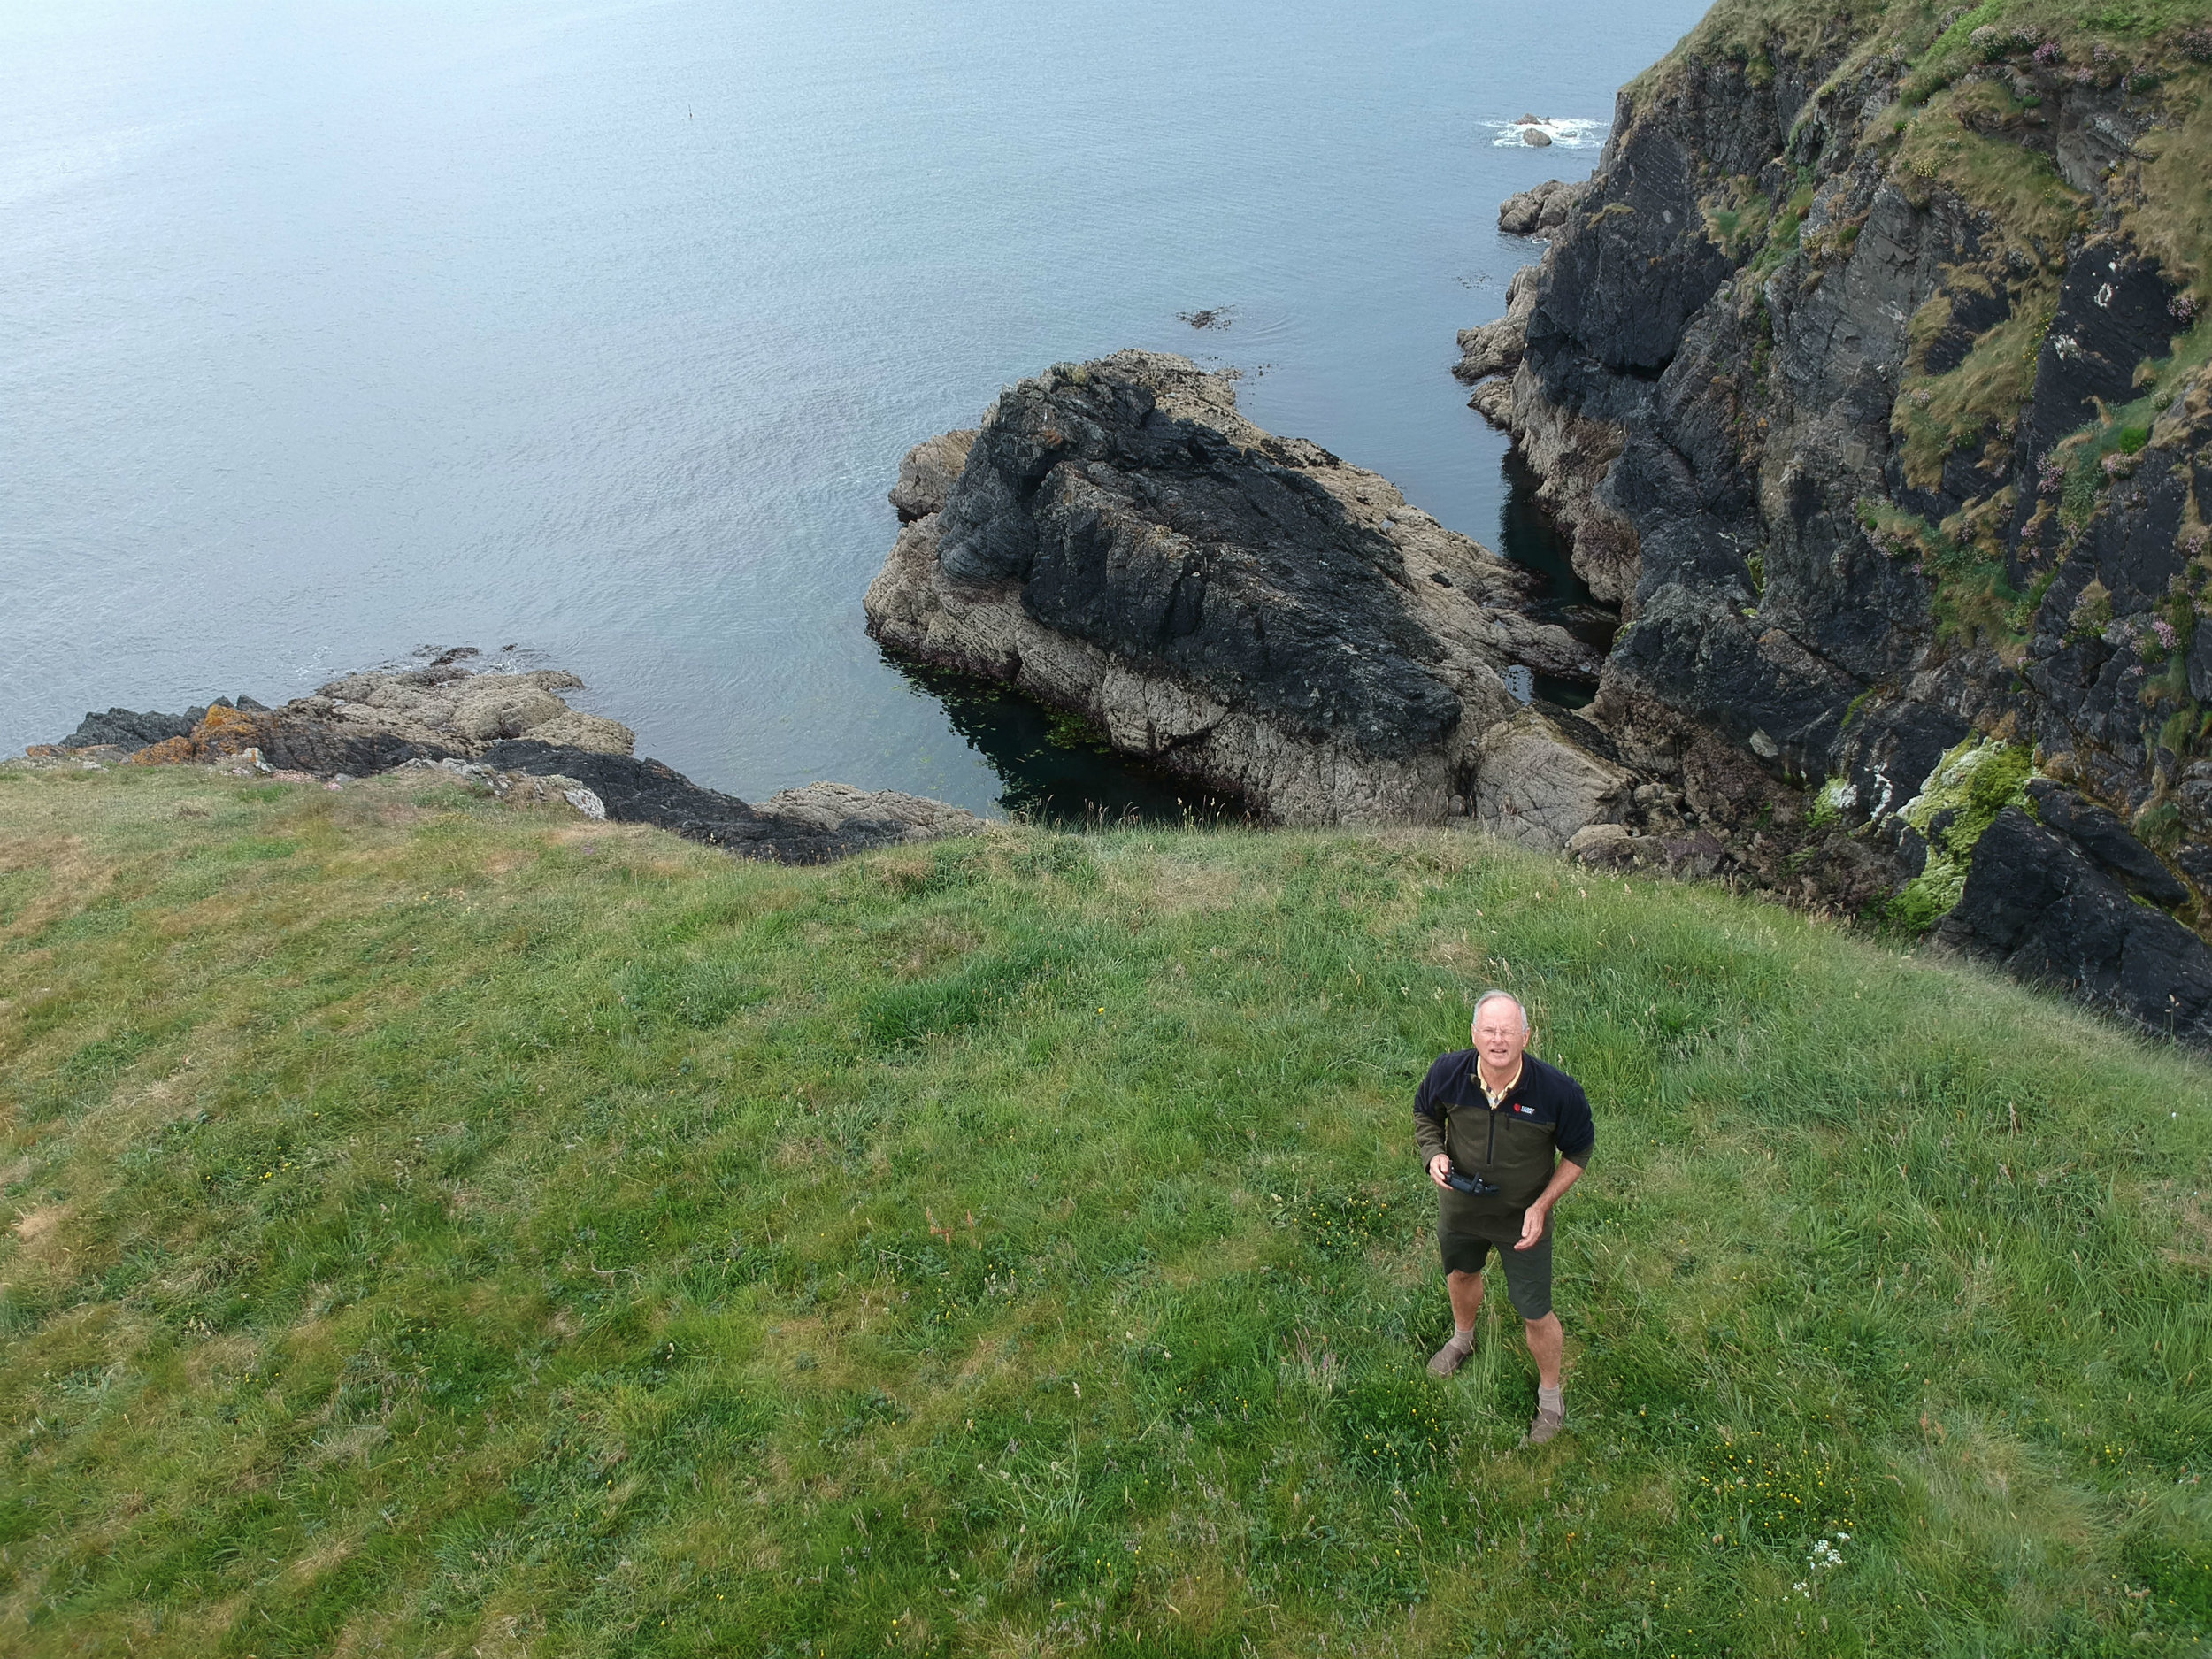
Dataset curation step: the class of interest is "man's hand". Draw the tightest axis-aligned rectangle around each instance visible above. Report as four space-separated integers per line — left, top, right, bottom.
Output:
1427 1153 1452 1189
1516 1158 1585 1248
1514 1202 1549 1250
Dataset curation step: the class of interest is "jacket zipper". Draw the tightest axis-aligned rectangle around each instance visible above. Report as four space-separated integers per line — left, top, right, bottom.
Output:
1449 1082 1508 1172
1449 1088 1503 1172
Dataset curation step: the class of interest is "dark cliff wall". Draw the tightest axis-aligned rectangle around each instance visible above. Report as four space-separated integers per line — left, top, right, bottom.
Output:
1481 2 2212 1041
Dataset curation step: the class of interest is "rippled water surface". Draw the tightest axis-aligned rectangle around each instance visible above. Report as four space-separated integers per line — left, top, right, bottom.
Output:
3 0 1705 813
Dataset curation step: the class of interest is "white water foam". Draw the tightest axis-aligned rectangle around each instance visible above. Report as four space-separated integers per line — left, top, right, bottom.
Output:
1483 116 1608 149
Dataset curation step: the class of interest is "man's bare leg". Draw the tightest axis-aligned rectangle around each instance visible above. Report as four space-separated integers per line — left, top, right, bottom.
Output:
1428 1270 1485 1376
1448 1269 1485 1332
1522 1311 1566 1444
1523 1311 1563 1389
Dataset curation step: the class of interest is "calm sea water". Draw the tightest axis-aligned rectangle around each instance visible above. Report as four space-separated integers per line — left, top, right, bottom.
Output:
2 0 1704 816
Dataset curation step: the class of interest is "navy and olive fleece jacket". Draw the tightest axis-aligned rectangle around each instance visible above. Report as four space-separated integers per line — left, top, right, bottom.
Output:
1414 1050 1594 1227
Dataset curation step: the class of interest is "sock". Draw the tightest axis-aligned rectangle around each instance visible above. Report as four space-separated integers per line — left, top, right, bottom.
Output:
1538 1384 1563 1413
1453 1327 1474 1342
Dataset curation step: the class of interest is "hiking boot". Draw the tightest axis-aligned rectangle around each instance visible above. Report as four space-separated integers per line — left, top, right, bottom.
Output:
1523 1400 1565 1447
1426 1332 1474 1378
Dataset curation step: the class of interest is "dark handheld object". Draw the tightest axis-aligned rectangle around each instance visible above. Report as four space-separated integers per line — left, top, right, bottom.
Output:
1443 1168 1499 1196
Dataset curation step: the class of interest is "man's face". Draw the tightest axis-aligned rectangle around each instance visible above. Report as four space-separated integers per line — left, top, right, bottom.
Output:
1472 1001 1527 1073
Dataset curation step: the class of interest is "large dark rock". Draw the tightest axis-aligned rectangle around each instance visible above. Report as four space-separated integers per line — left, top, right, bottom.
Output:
2024 779 2188 908
1524 122 1734 383
481 742 787 849
1939 807 2212 1048
868 350 1621 833
263 725 458 776
928 359 1461 757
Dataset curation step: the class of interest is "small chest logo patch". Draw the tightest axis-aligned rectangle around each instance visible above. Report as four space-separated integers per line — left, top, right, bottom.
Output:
1516 1103 1536 1115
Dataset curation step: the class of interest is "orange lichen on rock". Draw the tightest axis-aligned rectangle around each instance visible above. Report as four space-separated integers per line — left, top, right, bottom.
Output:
129 735 201 765
127 704 273 766
194 703 270 755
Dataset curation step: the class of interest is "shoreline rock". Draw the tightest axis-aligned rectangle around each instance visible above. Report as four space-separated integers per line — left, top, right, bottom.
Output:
28 652 985 864
1496 178 1588 236
865 349 1624 841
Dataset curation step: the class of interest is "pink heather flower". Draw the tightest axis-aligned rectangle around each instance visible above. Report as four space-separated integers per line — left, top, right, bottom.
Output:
2102 452 2127 478
2172 294 2201 322
2153 618 2178 649
2032 41 2058 65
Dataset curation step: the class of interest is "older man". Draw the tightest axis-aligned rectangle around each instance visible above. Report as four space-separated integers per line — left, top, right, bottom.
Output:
1414 988 1593 1445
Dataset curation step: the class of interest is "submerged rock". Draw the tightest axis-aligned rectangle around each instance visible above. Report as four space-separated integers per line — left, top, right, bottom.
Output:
865 349 1617 838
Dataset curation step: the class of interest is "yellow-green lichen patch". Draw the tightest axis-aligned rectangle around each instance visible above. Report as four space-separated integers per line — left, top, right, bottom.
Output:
1889 737 2038 930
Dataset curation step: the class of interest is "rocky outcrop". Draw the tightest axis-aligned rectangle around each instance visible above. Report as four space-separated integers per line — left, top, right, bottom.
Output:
1454 265 1539 385
890 431 977 523
43 652 641 777
61 702 257 751
483 742 986 863
1497 178 1589 236
299 653 636 757
865 349 1622 839
37 655 983 864
1938 803 2212 1045
1460 3 2212 1044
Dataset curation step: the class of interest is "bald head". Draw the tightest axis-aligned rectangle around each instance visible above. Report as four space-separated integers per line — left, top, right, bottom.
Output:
1471 989 1527 1033
1471 988 1529 1079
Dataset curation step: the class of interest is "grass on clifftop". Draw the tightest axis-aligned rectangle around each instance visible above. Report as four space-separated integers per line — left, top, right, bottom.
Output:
1 764 2208 1658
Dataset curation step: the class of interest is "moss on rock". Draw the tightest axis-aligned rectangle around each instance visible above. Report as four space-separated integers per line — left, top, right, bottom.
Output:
1890 736 2038 930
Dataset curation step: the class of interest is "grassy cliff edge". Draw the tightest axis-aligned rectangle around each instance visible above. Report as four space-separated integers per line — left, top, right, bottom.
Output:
0 764 2207 1656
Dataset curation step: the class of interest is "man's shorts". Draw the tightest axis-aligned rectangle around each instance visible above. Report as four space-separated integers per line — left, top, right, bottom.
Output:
1439 1215 1553 1320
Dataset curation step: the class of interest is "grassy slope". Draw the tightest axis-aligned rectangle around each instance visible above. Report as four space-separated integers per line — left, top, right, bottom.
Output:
0 764 2207 1658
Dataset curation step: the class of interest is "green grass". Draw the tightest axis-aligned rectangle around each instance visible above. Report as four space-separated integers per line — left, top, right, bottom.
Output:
1 765 2209 1657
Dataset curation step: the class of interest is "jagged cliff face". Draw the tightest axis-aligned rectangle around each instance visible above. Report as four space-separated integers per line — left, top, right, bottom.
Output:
1470 2 2212 1035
